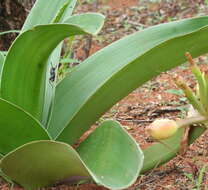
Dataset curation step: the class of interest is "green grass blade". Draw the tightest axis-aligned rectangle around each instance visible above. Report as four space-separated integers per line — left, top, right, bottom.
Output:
204 74 208 112
197 164 207 189
59 0 77 22
0 52 5 75
0 98 50 155
0 121 143 190
1 14 105 122
47 16 208 143
0 30 20 36
52 1 72 23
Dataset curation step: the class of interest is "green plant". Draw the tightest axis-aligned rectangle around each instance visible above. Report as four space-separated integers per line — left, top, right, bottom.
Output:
184 164 207 190
0 30 20 36
1 0 208 189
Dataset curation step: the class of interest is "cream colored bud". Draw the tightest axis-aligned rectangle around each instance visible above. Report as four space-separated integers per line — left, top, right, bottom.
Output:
147 119 178 140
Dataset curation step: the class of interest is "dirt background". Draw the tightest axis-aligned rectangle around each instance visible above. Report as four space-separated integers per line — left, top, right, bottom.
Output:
1 0 208 189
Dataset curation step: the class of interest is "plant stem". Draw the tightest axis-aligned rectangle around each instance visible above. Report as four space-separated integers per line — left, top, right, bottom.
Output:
176 115 208 128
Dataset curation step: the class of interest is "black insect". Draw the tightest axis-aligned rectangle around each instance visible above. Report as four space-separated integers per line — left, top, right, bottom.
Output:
49 66 56 83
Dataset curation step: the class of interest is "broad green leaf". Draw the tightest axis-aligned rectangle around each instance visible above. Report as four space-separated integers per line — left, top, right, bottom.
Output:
0 121 143 190
43 13 105 127
21 0 77 126
1 14 105 122
63 13 105 34
47 16 208 143
77 120 143 190
0 140 90 190
141 125 206 173
0 98 50 155
22 0 77 31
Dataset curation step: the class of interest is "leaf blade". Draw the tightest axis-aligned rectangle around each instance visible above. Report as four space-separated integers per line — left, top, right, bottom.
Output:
22 0 77 31
0 140 90 190
0 120 143 190
0 98 50 155
40 0 78 126
0 51 5 75
1 14 105 122
47 16 208 143
77 120 144 190
43 13 105 127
